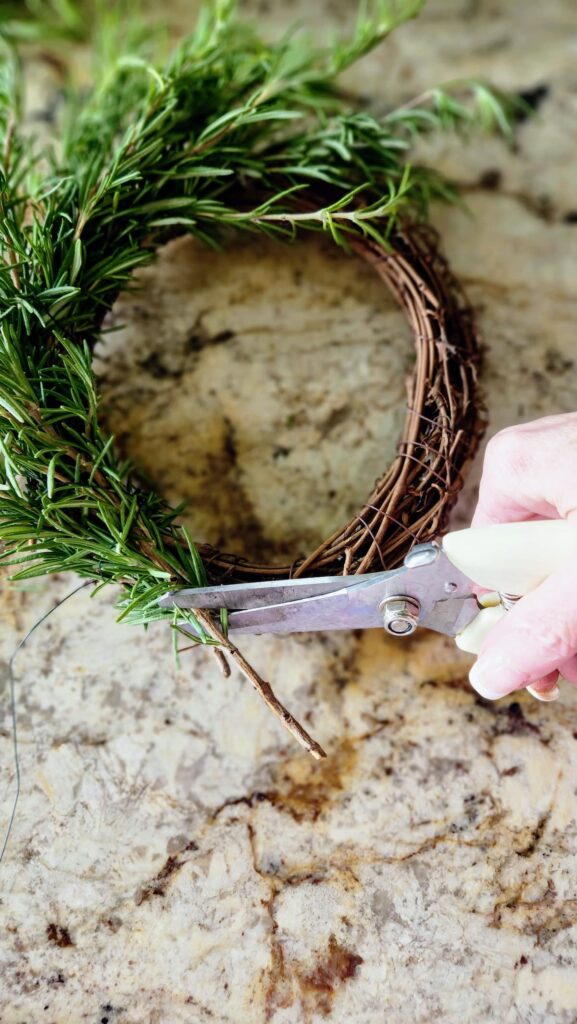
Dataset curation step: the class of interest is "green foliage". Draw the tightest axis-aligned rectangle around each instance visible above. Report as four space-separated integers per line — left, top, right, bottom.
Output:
0 0 518 631
0 0 88 41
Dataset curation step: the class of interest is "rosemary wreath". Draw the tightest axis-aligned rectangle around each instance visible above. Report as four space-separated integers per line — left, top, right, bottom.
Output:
0 0 518 757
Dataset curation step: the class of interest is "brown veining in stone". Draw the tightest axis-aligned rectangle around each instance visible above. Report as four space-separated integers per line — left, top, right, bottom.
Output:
135 840 199 905
265 930 363 1022
46 923 74 948
301 934 363 1011
267 739 358 823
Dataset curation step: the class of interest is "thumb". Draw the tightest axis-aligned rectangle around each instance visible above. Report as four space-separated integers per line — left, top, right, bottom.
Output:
468 555 577 700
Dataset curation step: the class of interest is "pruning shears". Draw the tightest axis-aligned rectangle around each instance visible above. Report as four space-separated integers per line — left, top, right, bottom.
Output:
159 520 577 654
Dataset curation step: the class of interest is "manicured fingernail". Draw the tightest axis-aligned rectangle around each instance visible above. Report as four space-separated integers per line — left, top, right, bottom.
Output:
469 658 505 700
526 684 559 703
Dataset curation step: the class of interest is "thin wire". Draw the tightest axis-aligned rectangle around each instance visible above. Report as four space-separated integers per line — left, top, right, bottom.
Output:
0 580 93 864
360 503 421 543
351 512 388 570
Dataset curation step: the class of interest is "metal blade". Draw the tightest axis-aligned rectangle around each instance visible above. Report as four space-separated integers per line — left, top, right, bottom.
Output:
227 581 392 634
157 571 395 611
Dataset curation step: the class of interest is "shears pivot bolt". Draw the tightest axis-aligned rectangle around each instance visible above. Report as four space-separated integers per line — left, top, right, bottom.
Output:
381 595 421 636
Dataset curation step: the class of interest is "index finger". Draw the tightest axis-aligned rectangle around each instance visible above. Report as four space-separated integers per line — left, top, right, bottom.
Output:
472 413 577 528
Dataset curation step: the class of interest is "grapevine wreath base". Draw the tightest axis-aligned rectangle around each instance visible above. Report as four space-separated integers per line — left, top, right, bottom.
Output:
157 218 486 760
194 224 484 585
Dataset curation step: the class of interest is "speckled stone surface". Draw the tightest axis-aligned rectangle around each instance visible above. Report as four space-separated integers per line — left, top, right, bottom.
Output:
2 2 577 1022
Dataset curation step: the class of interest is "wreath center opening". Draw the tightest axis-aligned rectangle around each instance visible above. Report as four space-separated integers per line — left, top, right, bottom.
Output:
95 231 410 569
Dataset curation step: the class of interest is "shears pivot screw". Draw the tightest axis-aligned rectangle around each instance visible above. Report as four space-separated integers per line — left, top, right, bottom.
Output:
381 595 421 636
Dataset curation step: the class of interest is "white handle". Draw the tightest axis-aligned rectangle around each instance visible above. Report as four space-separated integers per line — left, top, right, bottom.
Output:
443 519 577 655
444 519 577 595
455 604 504 654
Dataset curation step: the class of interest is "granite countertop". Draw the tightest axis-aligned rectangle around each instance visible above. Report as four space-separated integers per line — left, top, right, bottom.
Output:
2 1 577 1021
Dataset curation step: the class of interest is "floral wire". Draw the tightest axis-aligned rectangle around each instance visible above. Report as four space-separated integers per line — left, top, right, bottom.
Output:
351 511 388 570
405 405 460 439
396 444 465 492
0 579 93 864
359 502 422 543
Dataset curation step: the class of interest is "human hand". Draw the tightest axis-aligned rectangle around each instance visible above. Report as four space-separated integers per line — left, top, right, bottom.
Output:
468 412 577 703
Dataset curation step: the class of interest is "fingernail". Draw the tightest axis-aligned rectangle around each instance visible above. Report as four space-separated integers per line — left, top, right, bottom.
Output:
526 684 559 703
469 658 506 700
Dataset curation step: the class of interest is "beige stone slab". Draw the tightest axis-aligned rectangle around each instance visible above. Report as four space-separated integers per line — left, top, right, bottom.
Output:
2 2 577 1022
